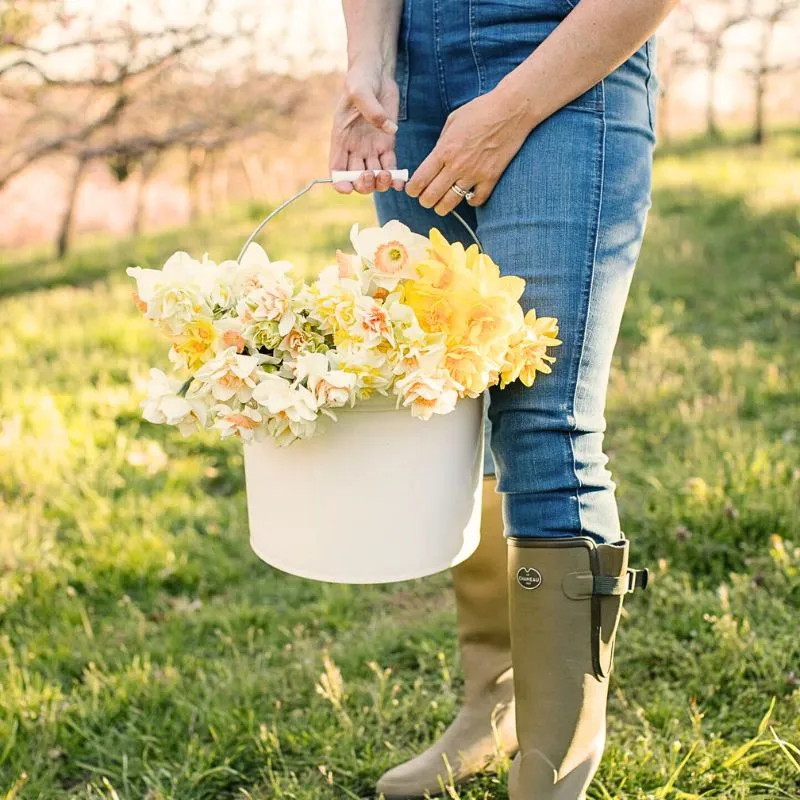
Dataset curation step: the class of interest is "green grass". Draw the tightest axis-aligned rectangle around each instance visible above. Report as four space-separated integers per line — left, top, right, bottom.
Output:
1 134 799 799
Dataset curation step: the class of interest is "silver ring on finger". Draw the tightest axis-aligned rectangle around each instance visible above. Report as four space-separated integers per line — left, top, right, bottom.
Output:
450 182 475 201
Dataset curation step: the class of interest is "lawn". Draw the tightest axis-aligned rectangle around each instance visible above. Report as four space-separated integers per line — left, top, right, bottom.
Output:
1 134 799 800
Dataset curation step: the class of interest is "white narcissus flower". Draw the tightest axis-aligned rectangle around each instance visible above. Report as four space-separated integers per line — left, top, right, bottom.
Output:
265 415 295 446
235 258 298 336
316 263 363 295
293 352 329 382
232 243 293 295
210 259 239 311
395 368 460 421
243 318 283 352
213 317 249 355
335 249 365 282
295 353 356 408
392 340 447 378
354 296 395 348
331 345 393 400
127 252 216 335
193 348 263 403
350 220 429 289
252 374 319 445
277 325 312 358
266 414 317 447
141 368 208 435
211 402 265 442
241 283 296 336
384 294 429 344
252 373 318 422
307 265 362 336
315 369 357 408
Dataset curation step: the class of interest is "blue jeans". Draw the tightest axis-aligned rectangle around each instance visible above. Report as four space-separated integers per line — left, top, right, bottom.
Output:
375 0 657 542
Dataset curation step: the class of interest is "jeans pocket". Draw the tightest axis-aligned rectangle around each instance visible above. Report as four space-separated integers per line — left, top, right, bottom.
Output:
566 81 605 113
395 1 412 121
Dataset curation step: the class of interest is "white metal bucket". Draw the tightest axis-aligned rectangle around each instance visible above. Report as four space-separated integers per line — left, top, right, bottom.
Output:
243 394 485 583
237 175 487 584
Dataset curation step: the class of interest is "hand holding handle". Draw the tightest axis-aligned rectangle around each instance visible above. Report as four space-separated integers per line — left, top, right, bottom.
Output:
331 169 409 183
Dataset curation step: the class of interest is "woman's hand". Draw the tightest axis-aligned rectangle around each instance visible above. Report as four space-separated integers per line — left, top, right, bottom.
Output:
405 85 535 215
405 0 679 215
329 64 405 195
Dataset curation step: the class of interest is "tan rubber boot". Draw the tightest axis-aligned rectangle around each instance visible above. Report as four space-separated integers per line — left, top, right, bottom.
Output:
506 535 648 800
377 478 518 799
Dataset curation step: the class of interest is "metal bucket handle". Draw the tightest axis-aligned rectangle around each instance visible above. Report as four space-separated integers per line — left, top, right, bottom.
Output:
237 170 483 264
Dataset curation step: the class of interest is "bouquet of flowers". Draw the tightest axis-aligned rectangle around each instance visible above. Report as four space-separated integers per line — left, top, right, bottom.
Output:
127 220 561 446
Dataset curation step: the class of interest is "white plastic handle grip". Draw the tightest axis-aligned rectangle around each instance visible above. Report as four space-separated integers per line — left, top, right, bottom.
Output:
331 169 409 182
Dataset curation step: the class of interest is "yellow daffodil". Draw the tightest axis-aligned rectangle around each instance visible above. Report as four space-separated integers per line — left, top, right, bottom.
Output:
168 317 217 372
500 310 562 388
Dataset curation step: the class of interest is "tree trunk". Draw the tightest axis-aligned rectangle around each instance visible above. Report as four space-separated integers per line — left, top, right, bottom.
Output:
202 149 216 213
56 157 87 259
187 146 207 221
132 152 159 236
657 85 670 144
752 19 776 146
240 152 266 199
753 71 766 145
211 152 230 210
706 56 719 138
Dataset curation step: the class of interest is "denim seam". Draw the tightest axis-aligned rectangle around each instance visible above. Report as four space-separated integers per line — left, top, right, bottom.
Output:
432 0 451 114
468 0 485 96
568 79 607 537
644 39 655 133
396 0 412 121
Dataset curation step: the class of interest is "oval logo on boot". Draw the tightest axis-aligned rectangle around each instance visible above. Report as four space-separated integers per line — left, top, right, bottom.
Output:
517 567 542 590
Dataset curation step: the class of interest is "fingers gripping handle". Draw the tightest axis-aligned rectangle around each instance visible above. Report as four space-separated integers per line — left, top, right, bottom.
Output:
331 169 409 183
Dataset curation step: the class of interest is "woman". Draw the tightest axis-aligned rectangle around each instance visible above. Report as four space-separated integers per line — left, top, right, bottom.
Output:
329 1 673 798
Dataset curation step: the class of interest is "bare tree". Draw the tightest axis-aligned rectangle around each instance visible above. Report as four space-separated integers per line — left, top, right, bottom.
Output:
653 22 695 144
678 0 752 138
0 6 208 253
0 4 243 188
745 0 800 144
0 0 332 255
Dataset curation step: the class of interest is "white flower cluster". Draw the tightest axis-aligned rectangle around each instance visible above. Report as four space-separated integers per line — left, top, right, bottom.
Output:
128 221 462 446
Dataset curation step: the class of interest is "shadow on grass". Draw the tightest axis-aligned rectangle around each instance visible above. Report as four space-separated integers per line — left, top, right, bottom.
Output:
0 222 244 299
621 184 799 352
0 251 130 298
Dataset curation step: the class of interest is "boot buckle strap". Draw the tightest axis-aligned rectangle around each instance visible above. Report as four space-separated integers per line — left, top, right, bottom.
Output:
563 568 649 599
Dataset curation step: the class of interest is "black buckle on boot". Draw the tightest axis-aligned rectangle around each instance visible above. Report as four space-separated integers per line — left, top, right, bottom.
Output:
626 567 649 594
590 567 649 596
